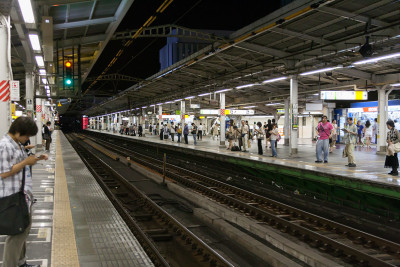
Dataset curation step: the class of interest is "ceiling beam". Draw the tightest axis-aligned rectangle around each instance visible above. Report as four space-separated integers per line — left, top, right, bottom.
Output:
57 34 107 48
318 6 389 27
234 42 290 58
54 17 115 30
270 27 330 45
333 68 372 81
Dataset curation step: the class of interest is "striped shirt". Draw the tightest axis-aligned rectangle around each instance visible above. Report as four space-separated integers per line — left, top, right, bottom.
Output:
0 134 32 198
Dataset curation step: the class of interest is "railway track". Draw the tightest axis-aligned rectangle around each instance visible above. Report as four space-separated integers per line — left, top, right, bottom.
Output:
79 132 400 267
66 133 234 267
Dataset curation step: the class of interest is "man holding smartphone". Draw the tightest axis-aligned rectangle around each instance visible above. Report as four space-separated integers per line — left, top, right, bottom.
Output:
342 117 358 167
0 117 48 267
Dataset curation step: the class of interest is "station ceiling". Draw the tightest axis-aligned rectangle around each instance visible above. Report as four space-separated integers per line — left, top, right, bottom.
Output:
84 0 400 117
6 0 400 116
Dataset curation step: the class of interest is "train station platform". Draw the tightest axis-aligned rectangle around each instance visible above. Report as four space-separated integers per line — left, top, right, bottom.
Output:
86 129 400 220
0 131 153 267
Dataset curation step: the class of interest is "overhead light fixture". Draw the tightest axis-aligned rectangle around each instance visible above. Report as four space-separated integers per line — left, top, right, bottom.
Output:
165 101 173 104
353 52 400 65
198 92 211 96
156 103 163 105
391 83 400 87
262 77 287 83
46 89 50 94
42 78 48 84
236 84 256 89
265 103 281 106
44 85 49 89
142 106 147 108
39 69 46 75
150 104 155 107
185 96 195 99
174 99 182 102
243 106 257 108
18 0 35 23
28 33 41 51
215 88 232 93
35 55 44 67
300 66 342 76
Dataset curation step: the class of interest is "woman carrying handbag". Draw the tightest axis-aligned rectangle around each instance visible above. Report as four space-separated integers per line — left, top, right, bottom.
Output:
385 120 400 176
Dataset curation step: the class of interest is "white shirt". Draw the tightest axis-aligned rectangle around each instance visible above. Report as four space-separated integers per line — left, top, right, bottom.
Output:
198 125 203 131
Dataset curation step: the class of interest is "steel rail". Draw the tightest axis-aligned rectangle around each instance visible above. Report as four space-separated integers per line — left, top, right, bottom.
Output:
68 134 234 267
81 132 400 267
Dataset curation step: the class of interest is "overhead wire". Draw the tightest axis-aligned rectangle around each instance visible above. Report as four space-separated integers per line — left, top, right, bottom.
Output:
83 0 175 96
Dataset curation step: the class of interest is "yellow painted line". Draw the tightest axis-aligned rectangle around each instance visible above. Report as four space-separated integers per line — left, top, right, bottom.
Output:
52 132 80 267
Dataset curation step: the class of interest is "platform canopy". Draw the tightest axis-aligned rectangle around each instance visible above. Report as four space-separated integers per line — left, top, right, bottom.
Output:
83 0 400 116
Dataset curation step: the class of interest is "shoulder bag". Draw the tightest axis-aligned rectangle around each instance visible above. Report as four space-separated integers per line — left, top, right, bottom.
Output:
0 168 30 235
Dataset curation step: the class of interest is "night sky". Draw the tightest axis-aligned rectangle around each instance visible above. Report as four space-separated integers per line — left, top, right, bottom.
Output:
84 0 281 95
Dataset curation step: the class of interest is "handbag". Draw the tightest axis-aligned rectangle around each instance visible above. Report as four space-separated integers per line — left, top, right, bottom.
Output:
0 168 30 235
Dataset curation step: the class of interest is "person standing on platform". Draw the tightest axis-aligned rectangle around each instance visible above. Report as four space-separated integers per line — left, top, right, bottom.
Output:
269 124 278 157
372 118 378 144
315 115 333 163
170 122 175 142
177 123 182 143
266 119 272 148
197 123 203 140
271 119 278 148
241 120 249 152
329 119 338 153
0 117 48 267
385 120 400 176
184 123 189 144
191 123 197 145
43 121 53 152
226 121 234 150
364 120 373 149
342 117 358 167
254 122 264 155
138 124 143 137
356 120 364 147
163 124 169 140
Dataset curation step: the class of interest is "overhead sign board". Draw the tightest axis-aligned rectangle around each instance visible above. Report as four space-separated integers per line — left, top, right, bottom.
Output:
190 104 200 109
26 98 34 110
306 103 323 111
10 81 20 101
200 109 254 115
320 91 368 100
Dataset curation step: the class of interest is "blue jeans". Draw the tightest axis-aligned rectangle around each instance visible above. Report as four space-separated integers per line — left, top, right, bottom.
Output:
177 133 181 142
316 139 329 161
192 134 197 145
271 140 277 156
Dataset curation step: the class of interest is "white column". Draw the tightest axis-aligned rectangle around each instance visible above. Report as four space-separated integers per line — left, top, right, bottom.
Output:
180 101 185 125
377 87 387 152
290 77 298 155
158 105 163 130
0 15 11 136
25 69 36 145
35 98 43 147
220 93 226 146
284 98 290 146
142 109 146 136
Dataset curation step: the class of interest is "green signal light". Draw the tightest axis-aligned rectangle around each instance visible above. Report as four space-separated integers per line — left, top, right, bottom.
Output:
66 79 72 85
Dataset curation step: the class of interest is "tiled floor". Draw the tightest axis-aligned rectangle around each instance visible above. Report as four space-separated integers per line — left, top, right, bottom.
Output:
88 129 400 188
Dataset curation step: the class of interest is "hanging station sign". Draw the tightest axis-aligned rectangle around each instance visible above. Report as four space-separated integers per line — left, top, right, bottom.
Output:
320 91 368 100
200 109 255 115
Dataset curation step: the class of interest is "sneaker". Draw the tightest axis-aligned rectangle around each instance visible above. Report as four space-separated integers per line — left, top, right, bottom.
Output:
315 160 323 163
346 163 356 167
390 172 399 176
324 160 328 163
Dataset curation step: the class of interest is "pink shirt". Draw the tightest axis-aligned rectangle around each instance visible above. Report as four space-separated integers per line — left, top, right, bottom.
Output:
317 122 333 140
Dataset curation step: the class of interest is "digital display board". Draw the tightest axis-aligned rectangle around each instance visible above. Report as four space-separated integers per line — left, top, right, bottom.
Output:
320 91 367 100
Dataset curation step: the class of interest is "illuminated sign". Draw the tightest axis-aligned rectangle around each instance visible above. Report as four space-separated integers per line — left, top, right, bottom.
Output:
321 91 367 100
200 109 254 115
190 104 200 109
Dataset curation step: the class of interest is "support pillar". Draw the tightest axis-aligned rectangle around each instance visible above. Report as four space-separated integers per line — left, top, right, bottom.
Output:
25 68 35 145
284 98 289 146
290 77 298 155
180 101 185 125
219 93 226 147
35 99 43 148
158 105 163 132
0 14 11 136
377 86 388 152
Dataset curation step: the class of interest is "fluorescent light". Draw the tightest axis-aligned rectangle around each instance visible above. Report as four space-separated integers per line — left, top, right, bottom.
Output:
236 84 255 89
44 86 49 89
174 99 183 102
265 103 281 106
142 106 147 108
165 101 173 104
353 53 400 65
29 34 41 51
215 88 232 93
46 90 50 94
300 66 342 76
157 103 163 105
42 78 48 84
18 0 35 23
150 104 155 107
262 77 287 83
39 69 46 75
185 96 195 99
392 83 400 87
35 56 44 67
243 106 257 108
198 92 211 96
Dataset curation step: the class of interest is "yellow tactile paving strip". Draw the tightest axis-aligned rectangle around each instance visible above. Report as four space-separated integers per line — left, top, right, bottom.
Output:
52 132 80 266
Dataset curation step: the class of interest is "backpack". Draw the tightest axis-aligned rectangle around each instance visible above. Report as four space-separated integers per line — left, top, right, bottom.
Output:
178 127 182 134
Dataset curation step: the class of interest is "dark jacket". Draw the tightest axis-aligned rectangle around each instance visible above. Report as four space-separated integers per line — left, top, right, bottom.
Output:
184 125 189 135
